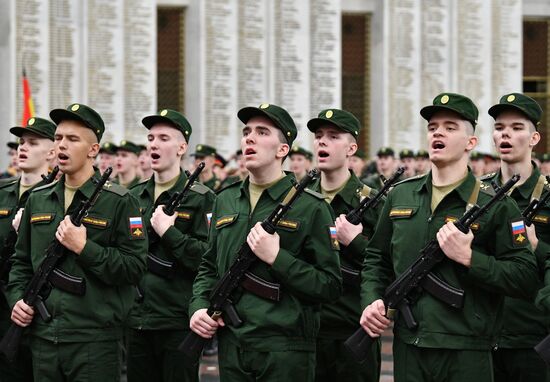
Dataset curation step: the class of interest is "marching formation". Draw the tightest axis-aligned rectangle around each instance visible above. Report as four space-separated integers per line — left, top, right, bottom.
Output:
0 92 549 382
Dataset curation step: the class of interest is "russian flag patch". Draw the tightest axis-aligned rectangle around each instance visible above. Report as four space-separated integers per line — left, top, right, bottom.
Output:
206 212 212 228
129 216 144 238
328 226 339 250
511 220 527 245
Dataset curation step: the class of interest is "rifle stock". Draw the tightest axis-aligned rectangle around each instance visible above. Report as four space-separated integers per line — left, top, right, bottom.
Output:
0 167 111 362
344 174 521 364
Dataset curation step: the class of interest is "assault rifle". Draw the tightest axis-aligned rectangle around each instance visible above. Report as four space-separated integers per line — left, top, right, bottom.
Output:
178 169 319 359
0 166 60 282
145 162 205 280
0 167 112 362
522 176 550 226
344 174 521 364
341 167 404 287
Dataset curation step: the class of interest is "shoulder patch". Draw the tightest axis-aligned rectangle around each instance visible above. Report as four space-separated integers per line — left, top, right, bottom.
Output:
305 188 325 200
102 181 129 196
191 182 213 195
33 180 59 192
479 172 496 181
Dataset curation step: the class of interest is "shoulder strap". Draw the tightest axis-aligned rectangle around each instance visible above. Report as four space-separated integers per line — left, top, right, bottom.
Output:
466 179 481 212
531 175 546 202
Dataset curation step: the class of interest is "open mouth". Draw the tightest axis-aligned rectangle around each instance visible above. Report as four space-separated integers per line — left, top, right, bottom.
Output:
318 150 330 158
244 148 256 155
18 154 27 160
500 142 512 149
151 153 160 160
432 141 445 150
58 153 69 161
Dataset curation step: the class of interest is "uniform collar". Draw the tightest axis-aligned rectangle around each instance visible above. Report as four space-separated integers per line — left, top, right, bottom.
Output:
240 172 294 201
497 162 541 201
45 167 102 201
416 169 477 204
140 170 187 200
311 170 363 207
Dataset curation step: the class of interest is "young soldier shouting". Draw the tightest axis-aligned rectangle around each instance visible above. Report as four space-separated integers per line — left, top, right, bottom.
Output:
359 93 538 382
7 104 147 381
126 109 215 382
308 109 382 382
190 103 342 381
484 93 550 381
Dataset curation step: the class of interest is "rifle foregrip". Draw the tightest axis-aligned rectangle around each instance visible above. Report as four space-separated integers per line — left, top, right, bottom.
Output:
0 323 24 362
344 327 375 364
178 331 209 360
535 334 550 365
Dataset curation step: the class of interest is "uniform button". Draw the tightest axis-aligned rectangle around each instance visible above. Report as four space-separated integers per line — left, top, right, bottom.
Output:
427 217 432 222
413 338 419 345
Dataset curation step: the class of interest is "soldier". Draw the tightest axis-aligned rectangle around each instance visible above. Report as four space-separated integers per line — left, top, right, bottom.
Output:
1 142 20 179
289 146 313 181
541 153 550 176
126 109 215 382
98 141 118 179
307 108 382 382
192 144 220 191
415 149 430 175
483 93 550 381
359 93 538 382
399 149 417 179
7 103 147 381
138 144 153 181
363 147 398 188
348 148 367 178
469 151 486 177
115 140 141 189
0 117 56 381
189 103 342 381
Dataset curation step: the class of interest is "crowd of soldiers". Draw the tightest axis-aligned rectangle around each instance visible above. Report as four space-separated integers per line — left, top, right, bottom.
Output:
0 92 549 382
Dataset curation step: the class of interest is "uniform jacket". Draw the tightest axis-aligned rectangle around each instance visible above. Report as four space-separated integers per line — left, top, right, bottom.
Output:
7 170 147 342
128 171 215 330
311 171 383 339
361 170 538 350
190 174 342 351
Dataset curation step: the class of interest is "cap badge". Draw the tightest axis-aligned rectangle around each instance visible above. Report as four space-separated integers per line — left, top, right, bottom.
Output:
160 109 168 116
121 140 126 145
440 95 449 104
325 110 333 118
71 104 80 111
28 118 35 126
507 94 515 102
197 145 202 150
260 103 269 109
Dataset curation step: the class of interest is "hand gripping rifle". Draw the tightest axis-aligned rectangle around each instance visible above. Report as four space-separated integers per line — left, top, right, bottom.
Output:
341 167 404 286
0 166 60 283
0 167 112 362
142 162 205 288
178 169 319 359
344 174 520 364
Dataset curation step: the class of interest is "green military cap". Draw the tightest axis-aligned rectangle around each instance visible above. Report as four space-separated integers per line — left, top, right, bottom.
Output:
214 153 227 167
415 149 429 159
470 151 484 161
377 147 395 157
192 144 216 157
307 108 362 139
50 103 105 142
399 149 415 160
420 93 479 127
99 142 118 155
541 153 550 163
353 148 367 159
488 93 543 129
116 140 141 155
237 103 297 145
289 146 313 160
142 109 192 142
10 117 56 141
7 142 18 150
137 144 147 152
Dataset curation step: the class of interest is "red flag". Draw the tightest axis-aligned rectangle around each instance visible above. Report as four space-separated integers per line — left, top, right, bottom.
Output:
21 68 35 126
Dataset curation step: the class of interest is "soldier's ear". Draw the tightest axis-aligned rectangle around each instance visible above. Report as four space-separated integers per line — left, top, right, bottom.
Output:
89 143 100 159
530 131 541 147
347 142 358 158
177 140 188 157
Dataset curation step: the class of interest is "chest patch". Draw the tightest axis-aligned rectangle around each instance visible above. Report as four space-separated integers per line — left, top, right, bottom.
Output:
129 216 145 239
533 215 549 224
216 215 236 228
82 216 108 228
511 220 527 246
445 216 479 231
30 214 54 224
277 219 299 230
176 211 192 220
0 209 11 216
389 208 413 218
